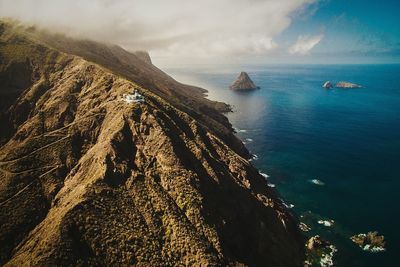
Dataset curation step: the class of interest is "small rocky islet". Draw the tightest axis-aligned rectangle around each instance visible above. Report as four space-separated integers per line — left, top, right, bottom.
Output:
323 80 362 89
230 72 260 91
350 231 386 252
335 81 362 88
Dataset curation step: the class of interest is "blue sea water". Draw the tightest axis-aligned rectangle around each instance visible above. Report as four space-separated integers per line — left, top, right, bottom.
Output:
164 64 400 266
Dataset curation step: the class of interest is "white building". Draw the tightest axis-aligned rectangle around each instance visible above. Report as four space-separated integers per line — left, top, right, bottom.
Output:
123 90 145 103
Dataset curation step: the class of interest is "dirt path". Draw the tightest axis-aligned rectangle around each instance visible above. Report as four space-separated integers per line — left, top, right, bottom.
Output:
0 136 70 166
0 165 59 207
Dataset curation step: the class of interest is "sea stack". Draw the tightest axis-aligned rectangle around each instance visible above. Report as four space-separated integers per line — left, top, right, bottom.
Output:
230 72 260 91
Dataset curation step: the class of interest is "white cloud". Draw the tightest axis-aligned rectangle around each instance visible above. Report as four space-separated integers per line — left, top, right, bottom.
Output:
0 0 317 60
289 34 324 55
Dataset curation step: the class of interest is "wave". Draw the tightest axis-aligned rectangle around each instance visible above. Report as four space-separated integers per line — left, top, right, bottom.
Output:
318 219 335 227
234 127 248 133
279 198 294 209
310 179 325 186
259 172 269 178
320 245 337 267
363 245 385 253
249 154 258 162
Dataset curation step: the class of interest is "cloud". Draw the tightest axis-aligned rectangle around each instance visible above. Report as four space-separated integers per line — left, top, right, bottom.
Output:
289 34 324 55
0 0 317 60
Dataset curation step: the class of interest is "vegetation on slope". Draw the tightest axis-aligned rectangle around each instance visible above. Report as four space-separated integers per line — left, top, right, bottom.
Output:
0 20 304 266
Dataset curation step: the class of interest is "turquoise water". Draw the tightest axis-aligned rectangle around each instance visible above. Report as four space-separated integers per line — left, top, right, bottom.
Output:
164 64 400 266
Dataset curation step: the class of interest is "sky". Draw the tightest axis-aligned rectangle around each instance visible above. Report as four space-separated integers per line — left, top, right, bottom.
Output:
0 0 399 65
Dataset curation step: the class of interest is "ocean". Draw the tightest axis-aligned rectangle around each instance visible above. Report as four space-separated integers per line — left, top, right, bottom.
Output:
163 64 400 266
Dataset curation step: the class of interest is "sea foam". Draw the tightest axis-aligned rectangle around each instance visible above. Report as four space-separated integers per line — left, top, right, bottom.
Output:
234 127 248 133
318 219 335 227
310 179 325 186
249 154 259 161
363 244 385 253
320 245 337 267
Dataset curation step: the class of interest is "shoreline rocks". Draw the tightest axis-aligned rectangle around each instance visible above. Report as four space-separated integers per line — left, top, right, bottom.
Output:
305 235 337 267
350 231 386 252
307 235 328 251
299 222 311 232
230 72 260 91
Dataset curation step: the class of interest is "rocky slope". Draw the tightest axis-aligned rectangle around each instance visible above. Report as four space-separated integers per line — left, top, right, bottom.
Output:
230 72 259 91
0 20 304 266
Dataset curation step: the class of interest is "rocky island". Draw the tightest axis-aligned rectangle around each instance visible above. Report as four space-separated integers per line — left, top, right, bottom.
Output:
230 72 260 91
322 81 333 89
0 20 304 266
323 81 362 89
335 81 362 88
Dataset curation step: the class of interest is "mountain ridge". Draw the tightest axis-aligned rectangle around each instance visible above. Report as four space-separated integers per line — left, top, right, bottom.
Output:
0 20 304 266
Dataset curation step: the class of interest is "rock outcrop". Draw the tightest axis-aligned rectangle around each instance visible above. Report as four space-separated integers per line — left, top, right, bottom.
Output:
305 235 337 267
350 232 386 252
230 72 260 91
0 20 304 266
335 81 362 88
306 235 328 251
323 81 333 89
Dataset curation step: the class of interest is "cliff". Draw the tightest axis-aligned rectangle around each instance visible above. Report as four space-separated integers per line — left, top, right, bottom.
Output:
230 72 260 91
0 20 304 266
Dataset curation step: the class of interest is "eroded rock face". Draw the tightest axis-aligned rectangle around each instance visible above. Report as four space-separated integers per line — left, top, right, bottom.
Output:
0 20 304 266
230 72 260 91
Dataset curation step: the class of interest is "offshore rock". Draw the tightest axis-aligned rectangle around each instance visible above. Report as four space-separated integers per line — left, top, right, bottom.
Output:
335 81 362 88
230 72 260 91
323 81 333 89
307 235 328 251
350 232 386 252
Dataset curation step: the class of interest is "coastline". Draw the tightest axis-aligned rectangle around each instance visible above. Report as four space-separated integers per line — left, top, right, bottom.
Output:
162 64 399 266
